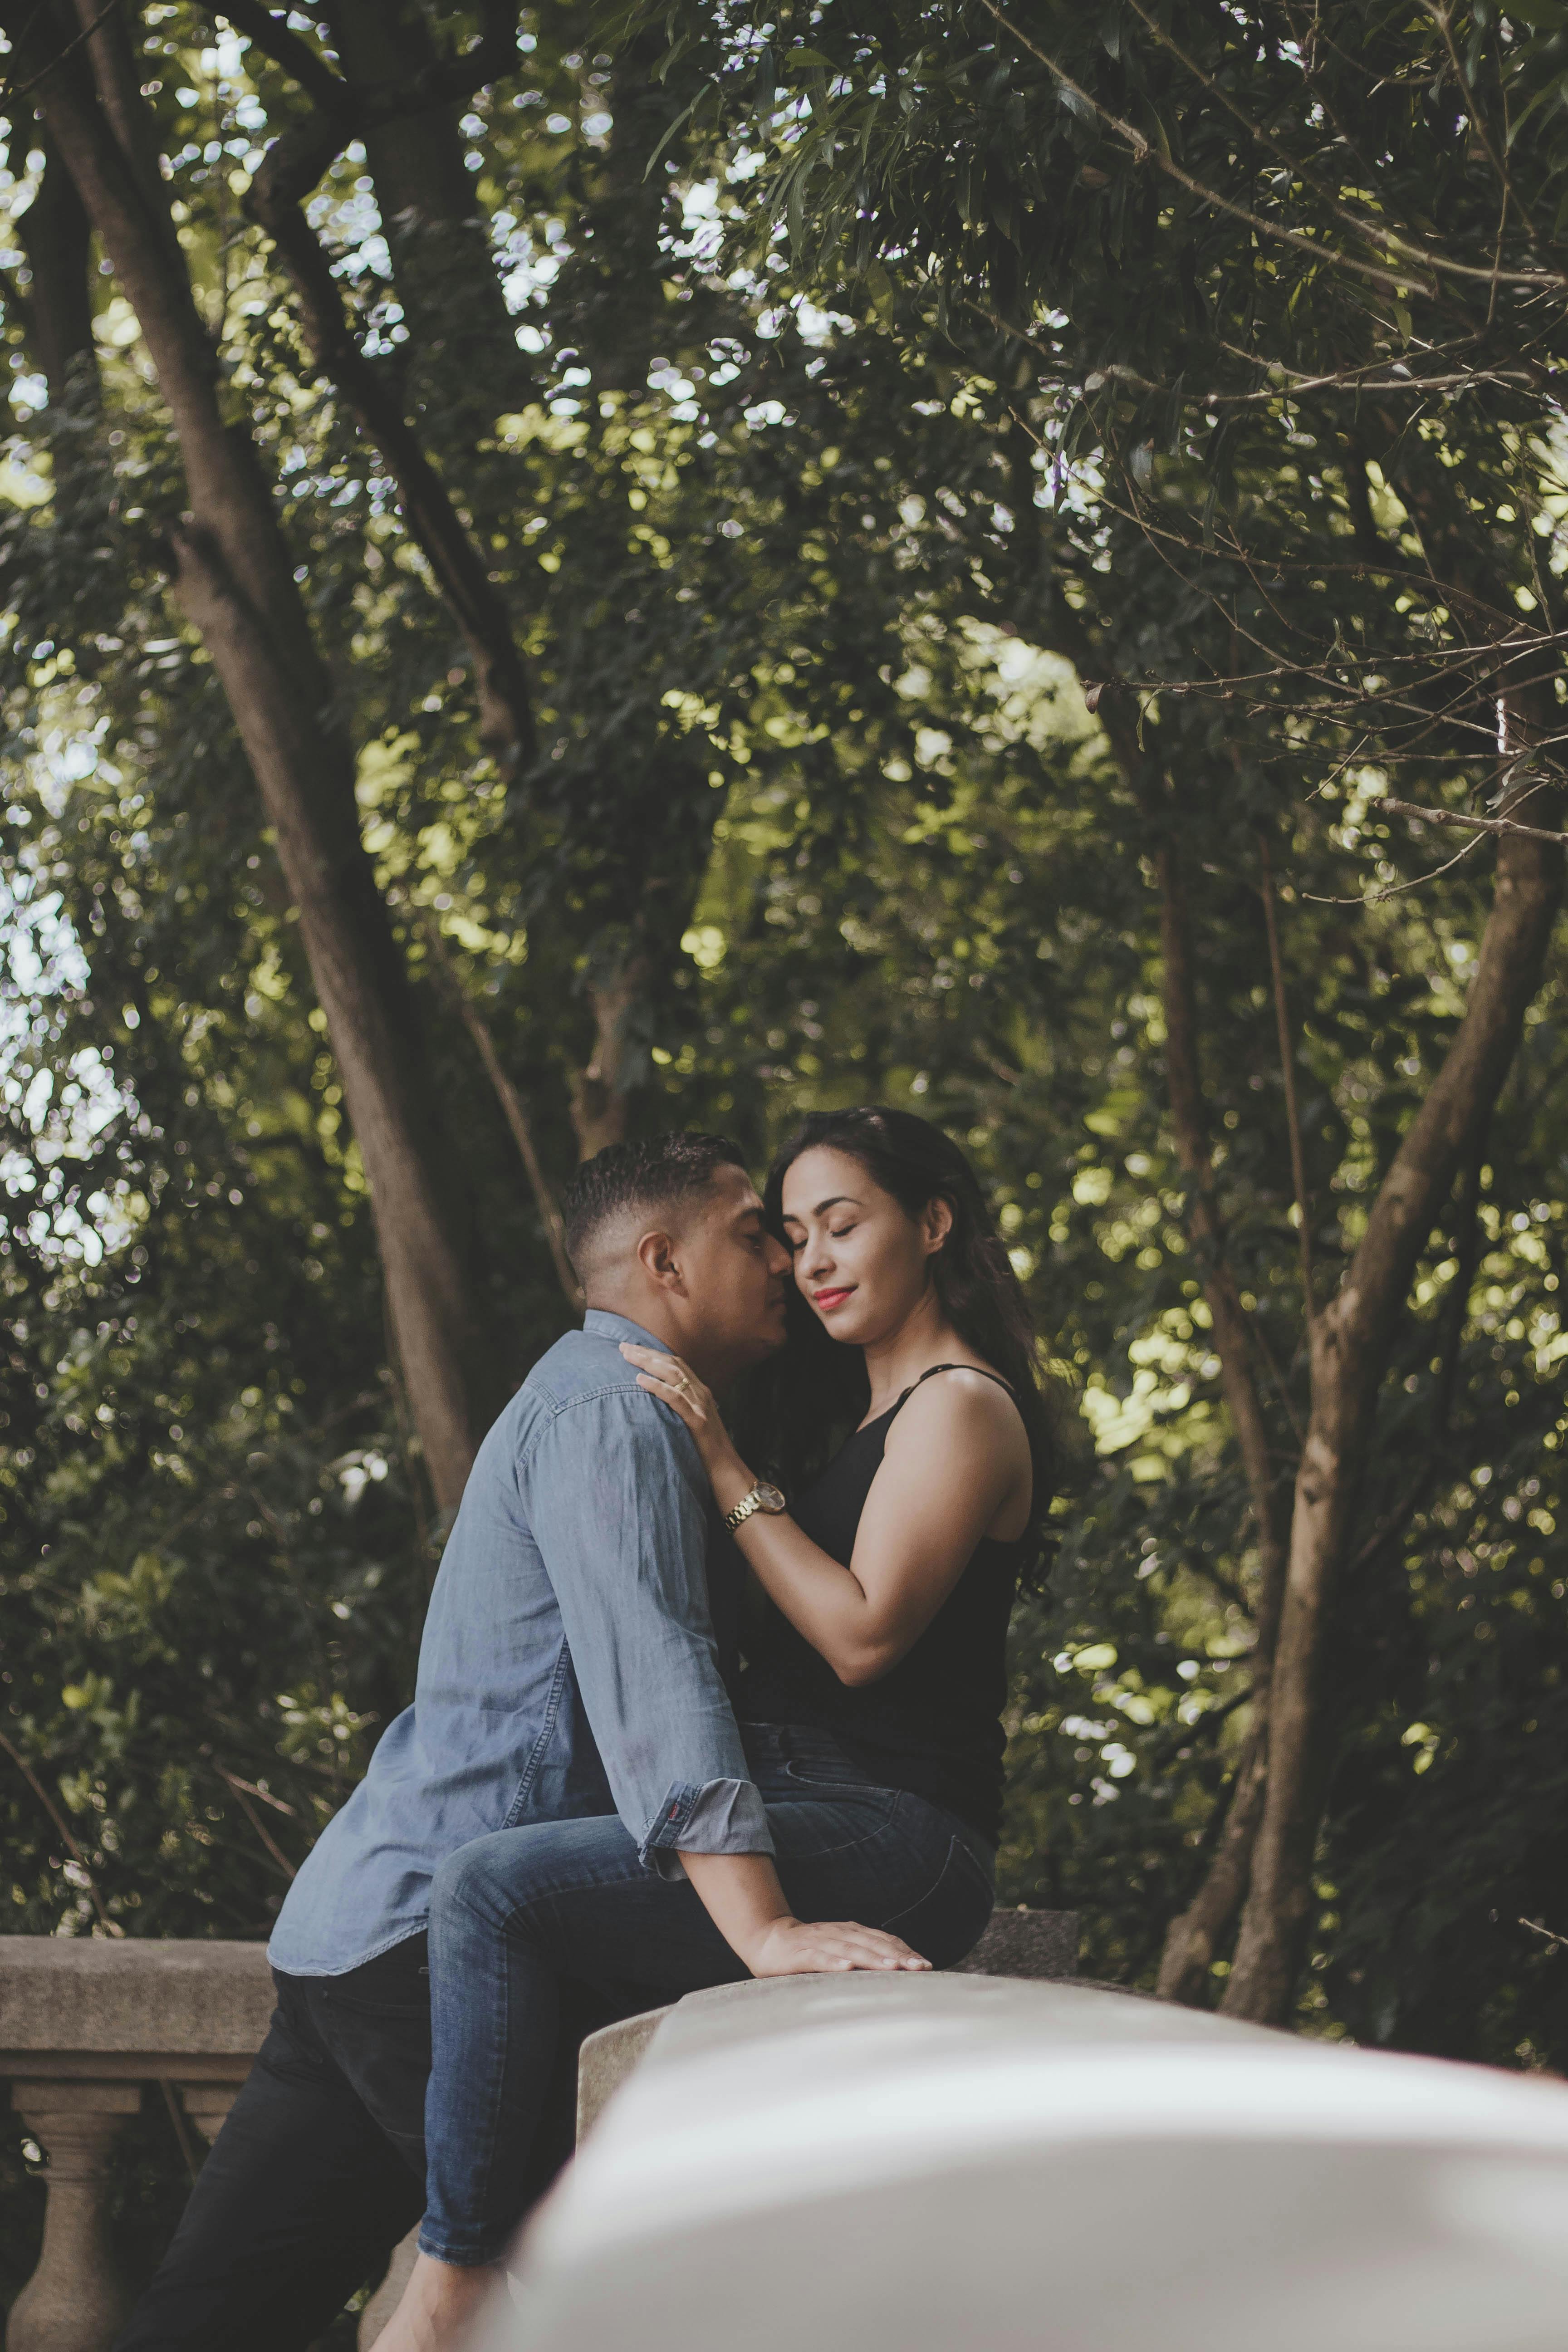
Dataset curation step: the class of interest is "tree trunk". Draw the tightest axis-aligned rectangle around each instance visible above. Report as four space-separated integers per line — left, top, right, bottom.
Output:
1065 698 1293 2008
569 955 652 1161
319 0 528 417
1221 784 1563 2020
415 910 583 1310
19 5 498 1514
1149 831 1291 2004
545 52 705 1141
8 117 97 402
241 160 535 758
228 2 534 761
552 27 670 393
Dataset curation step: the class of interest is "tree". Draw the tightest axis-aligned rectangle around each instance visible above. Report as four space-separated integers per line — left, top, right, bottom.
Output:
2 0 518 1511
652 0 1568 2020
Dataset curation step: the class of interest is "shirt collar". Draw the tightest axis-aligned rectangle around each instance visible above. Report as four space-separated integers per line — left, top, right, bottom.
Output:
583 1307 671 1354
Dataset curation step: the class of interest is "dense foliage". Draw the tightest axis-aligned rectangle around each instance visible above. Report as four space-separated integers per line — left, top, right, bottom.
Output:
641 0 1568 2018
3 0 1567 2311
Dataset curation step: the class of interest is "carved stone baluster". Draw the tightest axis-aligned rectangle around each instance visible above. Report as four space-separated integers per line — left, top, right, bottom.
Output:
358 2225 420 2349
176 2083 239 2147
6 2082 139 2352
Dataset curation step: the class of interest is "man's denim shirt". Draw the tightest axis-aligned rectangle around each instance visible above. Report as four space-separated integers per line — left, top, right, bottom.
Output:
269 1309 772 1976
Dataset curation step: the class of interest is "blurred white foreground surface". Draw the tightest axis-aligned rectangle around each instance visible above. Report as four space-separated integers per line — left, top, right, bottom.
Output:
495 1974 1568 2352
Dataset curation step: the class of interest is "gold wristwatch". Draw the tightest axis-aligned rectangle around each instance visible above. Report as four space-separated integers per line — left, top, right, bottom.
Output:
724 1480 787 1534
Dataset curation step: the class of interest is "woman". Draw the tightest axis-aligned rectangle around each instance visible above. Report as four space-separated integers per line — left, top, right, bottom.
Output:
382 1107 1058 2349
648 1104 1055 1865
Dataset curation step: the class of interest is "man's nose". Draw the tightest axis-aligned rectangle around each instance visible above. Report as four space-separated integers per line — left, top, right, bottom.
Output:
765 1235 791 1276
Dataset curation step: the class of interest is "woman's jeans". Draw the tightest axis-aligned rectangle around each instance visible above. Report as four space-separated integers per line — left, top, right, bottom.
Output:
421 1722 996 2264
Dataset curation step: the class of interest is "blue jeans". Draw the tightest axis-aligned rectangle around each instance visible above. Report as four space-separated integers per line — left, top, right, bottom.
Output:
420 1723 996 2263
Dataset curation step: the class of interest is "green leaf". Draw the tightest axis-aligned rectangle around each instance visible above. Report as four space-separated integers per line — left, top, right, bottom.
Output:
1504 68 1568 148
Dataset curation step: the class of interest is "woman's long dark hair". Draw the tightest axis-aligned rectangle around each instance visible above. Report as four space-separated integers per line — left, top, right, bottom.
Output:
737 1107 1066 1577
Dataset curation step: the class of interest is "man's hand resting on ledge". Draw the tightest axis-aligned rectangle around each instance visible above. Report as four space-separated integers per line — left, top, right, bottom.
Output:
679 1848 931 1975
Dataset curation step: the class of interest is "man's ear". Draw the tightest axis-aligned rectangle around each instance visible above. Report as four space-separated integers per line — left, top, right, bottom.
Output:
636 1226 685 1291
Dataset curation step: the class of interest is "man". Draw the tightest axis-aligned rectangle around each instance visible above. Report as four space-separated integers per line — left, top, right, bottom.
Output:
114 1133 794 2352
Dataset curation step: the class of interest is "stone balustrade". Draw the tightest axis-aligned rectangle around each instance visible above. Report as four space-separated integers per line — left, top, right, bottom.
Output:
514 1968 1568 2352
576 1905 1079 2139
2 1909 1077 2352
1 1939 272 2352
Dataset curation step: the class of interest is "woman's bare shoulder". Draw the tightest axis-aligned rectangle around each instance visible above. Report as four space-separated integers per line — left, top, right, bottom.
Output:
884 1364 1027 1449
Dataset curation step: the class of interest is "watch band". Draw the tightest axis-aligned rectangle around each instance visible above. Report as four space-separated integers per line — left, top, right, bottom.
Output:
724 1477 780 1533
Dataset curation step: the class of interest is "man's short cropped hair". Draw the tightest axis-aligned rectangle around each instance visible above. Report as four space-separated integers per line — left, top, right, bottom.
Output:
561 1132 749 1276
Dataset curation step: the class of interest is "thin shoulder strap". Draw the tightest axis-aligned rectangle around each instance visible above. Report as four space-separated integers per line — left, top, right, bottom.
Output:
888 1362 1016 1420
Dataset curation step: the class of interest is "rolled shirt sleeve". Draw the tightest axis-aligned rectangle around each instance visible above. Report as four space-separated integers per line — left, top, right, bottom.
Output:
524 1387 774 1877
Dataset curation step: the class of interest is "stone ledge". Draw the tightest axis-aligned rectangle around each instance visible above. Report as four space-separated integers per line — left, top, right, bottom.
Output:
577 2004 675 2141
1 2051 257 2085
575 1907 1078 2141
956 1906 1078 1980
0 1936 275 2060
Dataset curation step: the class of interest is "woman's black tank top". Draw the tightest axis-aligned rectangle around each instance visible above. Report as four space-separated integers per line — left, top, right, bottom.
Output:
736 1364 1032 1848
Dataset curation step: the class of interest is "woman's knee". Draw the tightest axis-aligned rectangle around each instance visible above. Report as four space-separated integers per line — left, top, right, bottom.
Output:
883 1829 995 1968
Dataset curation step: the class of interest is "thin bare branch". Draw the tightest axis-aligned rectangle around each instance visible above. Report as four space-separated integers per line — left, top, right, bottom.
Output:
1375 793 1568 847
158 2079 202 2185
1417 0 1531 245
1303 826 1490 906
211 1767 296 1816
240 181 534 757
975 0 1565 294
214 1764 298 1880
984 308 1540 401
1257 830 1316 1327
0 0 120 104
215 0 348 113
0 1726 123 1933
415 910 583 1311
1119 0 1543 288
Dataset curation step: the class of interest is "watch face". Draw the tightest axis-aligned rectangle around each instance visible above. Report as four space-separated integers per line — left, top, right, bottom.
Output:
756 1482 787 1514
